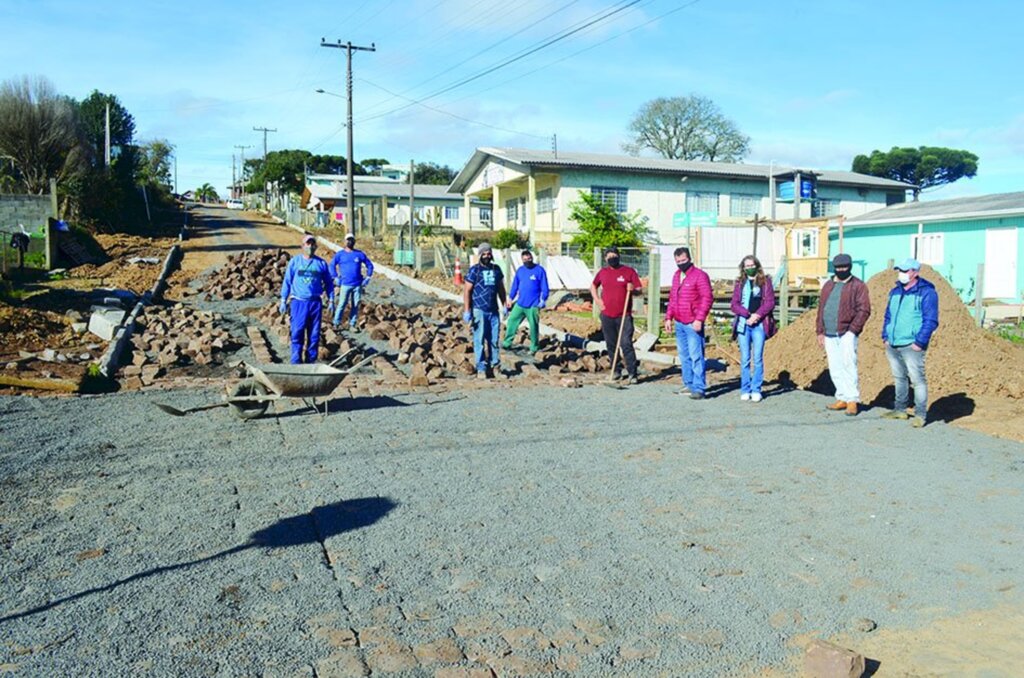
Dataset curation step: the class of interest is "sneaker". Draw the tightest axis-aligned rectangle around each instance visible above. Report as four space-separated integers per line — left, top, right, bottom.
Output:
750 393 763 403
675 385 690 395
826 401 848 411
476 371 487 381
612 372 624 381
845 402 859 416
740 393 751 401
688 392 705 400
910 416 926 428
627 376 638 385
882 409 910 420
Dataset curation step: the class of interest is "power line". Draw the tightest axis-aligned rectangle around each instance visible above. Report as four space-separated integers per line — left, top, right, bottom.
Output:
356 0 642 124
355 77 549 140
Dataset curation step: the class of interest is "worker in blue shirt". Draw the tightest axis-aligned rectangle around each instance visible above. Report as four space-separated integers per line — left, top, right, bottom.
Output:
280 234 334 364
330 233 374 330
503 249 549 354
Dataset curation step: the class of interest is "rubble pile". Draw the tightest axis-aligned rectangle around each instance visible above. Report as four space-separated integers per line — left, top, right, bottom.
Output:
200 249 290 300
119 304 242 386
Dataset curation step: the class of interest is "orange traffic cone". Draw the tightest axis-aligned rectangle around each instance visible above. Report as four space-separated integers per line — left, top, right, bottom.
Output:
453 257 463 285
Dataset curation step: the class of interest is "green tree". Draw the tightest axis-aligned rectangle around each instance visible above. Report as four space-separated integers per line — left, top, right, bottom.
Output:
139 139 174 190
246 150 366 194
623 95 749 162
568 191 653 254
0 76 88 194
360 157 390 174
195 183 219 202
413 161 456 185
851 146 978 190
77 90 135 166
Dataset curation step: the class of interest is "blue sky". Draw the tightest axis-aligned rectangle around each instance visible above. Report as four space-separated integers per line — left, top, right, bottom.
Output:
2 0 1021 200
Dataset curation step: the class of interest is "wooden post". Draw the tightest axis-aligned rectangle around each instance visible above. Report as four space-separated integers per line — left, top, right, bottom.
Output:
48 177 58 270
838 215 845 253
647 249 661 334
976 263 985 327
779 254 790 329
751 212 759 257
592 246 602 321
695 227 702 266
527 174 537 246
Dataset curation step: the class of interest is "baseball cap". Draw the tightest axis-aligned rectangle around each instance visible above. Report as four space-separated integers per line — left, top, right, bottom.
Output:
302 234 315 244
345 232 355 240
894 258 921 271
832 253 852 267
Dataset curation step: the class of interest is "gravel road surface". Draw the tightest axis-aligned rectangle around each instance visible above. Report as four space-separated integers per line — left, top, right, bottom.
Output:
2 379 1022 676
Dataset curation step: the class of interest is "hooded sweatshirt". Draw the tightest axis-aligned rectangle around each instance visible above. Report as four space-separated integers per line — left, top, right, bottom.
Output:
882 277 939 348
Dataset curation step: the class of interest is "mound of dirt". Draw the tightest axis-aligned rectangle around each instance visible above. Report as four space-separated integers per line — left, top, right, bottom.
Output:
0 303 75 354
764 265 1024 402
69 233 177 294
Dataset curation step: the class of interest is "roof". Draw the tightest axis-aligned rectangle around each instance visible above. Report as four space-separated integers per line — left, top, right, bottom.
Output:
846 191 1024 226
307 173 402 184
306 179 467 202
448 147 917 194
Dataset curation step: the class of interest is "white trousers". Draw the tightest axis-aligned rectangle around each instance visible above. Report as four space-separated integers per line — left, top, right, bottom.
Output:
824 332 860 403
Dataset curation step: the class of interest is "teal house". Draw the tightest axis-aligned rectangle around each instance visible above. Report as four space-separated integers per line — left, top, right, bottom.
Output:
839 192 1024 303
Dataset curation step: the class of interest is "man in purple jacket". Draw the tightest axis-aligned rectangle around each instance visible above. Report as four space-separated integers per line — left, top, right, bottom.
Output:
663 247 713 399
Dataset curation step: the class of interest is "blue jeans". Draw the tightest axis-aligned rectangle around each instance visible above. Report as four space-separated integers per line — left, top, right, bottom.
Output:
737 323 766 394
885 344 928 418
289 298 322 364
472 308 500 372
333 284 362 327
674 321 706 394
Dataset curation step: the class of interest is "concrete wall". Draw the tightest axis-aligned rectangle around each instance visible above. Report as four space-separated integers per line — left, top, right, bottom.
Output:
0 194 53 233
834 216 1024 303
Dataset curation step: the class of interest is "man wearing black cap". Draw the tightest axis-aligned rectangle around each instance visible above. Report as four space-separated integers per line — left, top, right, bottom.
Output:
815 253 871 415
590 246 642 383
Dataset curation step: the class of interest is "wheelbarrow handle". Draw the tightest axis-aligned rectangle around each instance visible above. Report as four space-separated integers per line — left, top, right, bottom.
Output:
327 348 358 369
342 352 379 374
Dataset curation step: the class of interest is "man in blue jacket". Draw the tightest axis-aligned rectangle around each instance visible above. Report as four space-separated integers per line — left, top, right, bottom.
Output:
503 249 549 354
280 234 335 364
331 233 374 330
881 258 939 427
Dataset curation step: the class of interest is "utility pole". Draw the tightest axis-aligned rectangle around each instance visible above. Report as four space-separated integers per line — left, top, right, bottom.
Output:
320 38 376 231
253 126 277 209
104 103 111 167
234 144 251 201
409 158 415 257
173 153 178 195
231 154 237 199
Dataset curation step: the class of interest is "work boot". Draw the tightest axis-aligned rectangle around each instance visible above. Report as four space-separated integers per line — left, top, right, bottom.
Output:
882 409 910 420
910 416 926 428
845 402 859 416
826 401 848 411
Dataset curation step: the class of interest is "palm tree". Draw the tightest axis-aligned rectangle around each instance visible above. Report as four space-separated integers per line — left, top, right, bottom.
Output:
195 183 218 203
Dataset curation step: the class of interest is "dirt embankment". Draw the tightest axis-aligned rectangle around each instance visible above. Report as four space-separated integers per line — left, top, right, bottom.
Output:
764 265 1024 439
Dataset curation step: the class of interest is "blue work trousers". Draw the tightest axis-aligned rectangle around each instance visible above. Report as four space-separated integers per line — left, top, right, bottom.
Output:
289 298 322 364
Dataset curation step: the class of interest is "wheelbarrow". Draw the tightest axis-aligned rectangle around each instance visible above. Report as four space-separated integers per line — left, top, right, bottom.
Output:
156 350 378 420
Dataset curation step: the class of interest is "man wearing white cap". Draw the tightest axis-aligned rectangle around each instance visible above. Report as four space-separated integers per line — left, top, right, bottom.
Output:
881 258 939 428
330 233 374 330
280 234 334 363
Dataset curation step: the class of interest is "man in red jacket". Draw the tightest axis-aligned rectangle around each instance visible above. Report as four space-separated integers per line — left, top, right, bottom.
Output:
663 247 713 399
591 247 642 383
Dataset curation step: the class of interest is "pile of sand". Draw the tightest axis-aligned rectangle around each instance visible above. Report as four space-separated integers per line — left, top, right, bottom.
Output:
764 265 1024 402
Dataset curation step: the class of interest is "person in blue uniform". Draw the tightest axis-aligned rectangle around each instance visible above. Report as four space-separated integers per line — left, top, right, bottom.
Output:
280 234 334 364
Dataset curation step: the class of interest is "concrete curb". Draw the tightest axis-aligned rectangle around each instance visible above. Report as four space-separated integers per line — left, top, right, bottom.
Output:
97 243 182 378
282 222 677 366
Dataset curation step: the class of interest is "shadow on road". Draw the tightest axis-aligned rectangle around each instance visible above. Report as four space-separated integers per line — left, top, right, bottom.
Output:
0 496 397 624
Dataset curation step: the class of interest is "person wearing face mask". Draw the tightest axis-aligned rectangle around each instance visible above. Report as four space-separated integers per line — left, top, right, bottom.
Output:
664 246 713 398
730 255 776 402
463 242 507 379
280 234 335 364
815 253 871 415
330 233 374 330
503 249 549 354
881 258 939 428
591 247 642 383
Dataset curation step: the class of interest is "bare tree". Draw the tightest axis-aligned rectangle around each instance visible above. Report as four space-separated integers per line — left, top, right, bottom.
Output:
623 95 750 163
0 76 87 194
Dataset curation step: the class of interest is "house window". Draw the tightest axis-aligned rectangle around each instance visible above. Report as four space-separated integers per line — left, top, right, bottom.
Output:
729 193 761 218
506 198 518 222
912 233 944 265
791 228 819 258
537 188 554 213
686 191 719 215
479 206 491 224
444 205 460 220
591 185 628 213
886 192 906 206
811 198 841 217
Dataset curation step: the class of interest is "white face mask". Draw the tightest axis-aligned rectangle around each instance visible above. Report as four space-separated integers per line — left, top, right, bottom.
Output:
897 271 912 285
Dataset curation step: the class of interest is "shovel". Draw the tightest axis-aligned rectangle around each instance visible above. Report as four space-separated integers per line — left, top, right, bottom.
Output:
154 401 228 417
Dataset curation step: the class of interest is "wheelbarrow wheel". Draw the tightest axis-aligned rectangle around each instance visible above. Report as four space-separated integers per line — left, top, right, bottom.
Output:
228 379 270 420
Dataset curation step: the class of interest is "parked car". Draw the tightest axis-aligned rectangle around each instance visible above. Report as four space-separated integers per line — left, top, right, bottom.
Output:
225 199 243 210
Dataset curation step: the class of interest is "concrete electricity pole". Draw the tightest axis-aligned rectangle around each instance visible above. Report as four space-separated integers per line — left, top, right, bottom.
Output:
104 103 111 168
234 145 251 200
253 126 277 208
231 154 237 199
320 38 376 231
